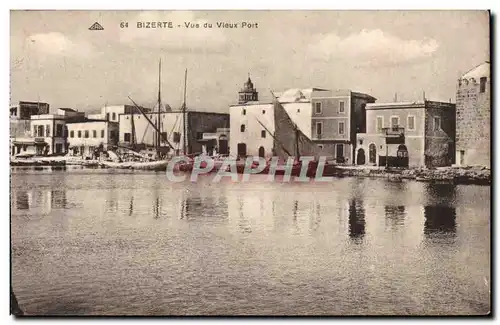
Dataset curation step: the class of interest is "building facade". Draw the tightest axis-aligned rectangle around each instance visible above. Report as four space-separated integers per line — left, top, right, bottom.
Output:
10 101 50 120
30 114 68 155
119 111 229 156
311 90 376 164
66 120 119 158
356 100 456 168
455 62 490 167
230 86 322 159
88 105 153 122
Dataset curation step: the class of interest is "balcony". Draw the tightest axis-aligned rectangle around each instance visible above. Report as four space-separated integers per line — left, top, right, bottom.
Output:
381 127 405 144
34 137 46 143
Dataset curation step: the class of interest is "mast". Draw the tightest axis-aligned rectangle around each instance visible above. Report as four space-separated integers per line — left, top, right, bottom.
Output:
182 68 187 155
156 58 162 158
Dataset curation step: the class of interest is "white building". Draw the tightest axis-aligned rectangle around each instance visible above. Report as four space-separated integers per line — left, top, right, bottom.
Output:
66 120 119 158
88 105 154 122
230 77 328 158
30 114 67 155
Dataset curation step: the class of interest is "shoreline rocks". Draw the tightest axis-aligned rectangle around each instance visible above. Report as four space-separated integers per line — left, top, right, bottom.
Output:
334 165 491 185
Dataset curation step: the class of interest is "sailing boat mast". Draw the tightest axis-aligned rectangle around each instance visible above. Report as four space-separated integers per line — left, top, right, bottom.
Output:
182 68 188 155
156 58 162 158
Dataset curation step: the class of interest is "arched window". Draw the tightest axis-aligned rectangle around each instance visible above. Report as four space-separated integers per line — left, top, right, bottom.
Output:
369 143 376 164
397 144 408 158
240 124 246 132
258 146 265 158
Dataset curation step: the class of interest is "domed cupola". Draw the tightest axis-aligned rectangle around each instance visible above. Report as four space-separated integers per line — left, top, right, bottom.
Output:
238 73 259 104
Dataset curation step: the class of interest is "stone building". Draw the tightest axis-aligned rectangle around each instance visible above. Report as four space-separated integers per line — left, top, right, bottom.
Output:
455 62 490 167
119 110 229 157
356 100 456 168
311 90 376 164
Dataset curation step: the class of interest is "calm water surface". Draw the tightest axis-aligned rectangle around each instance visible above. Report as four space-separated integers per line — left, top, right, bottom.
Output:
11 168 491 315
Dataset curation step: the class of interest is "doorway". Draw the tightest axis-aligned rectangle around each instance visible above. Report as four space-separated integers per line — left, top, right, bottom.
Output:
237 143 247 158
356 149 365 165
336 144 344 163
258 146 265 158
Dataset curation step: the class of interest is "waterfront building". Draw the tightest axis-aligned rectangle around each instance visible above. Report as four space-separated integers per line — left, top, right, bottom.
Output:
230 76 376 162
311 90 376 164
88 105 153 122
66 120 119 158
30 114 68 155
455 62 490 167
355 100 456 168
10 101 50 120
118 110 229 157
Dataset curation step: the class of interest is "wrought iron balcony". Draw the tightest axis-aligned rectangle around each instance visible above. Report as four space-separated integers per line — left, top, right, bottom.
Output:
381 127 405 144
382 126 405 137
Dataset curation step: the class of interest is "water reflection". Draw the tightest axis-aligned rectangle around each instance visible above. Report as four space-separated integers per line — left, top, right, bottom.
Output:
238 196 251 233
348 199 365 241
424 183 457 205
14 189 67 211
128 196 134 217
15 190 29 210
181 196 228 222
309 203 321 232
423 205 457 239
385 206 405 229
50 190 67 210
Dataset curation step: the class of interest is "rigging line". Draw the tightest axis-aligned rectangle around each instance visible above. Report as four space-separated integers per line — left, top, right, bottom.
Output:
255 117 293 157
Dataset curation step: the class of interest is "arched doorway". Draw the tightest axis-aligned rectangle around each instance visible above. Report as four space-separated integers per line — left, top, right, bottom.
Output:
369 143 376 164
218 135 228 155
237 143 247 158
258 146 265 158
397 144 409 167
356 148 366 165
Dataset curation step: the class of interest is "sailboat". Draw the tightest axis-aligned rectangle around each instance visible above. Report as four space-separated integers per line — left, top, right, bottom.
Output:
234 91 329 177
100 59 172 171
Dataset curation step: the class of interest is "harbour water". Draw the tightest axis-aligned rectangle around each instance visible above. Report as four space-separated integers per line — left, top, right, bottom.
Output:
11 169 491 315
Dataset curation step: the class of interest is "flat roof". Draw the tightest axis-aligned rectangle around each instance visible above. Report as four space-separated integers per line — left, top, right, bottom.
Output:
367 100 455 110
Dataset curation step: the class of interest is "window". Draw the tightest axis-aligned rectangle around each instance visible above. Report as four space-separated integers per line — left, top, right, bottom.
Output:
124 133 131 142
376 116 383 132
407 116 415 130
84 130 89 138
161 132 167 141
173 132 181 143
318 144 324 150
196 132 203 139
391 116 399 128
261 130 266 138
315 102 322 114
297 109 300 113
46 125 51 137
106 113 110 120
56 124 63 137
78 130 82 138
316 122 323 136
339 101 345 113
434 116 441 131
240 124 246 132
339 121 345 135
480 77 487 93
262 109 266 114
101 130 105 138
37 125 44 137
93 130 97 138
242 109 246 116
112 112 116 121
70 130 74 138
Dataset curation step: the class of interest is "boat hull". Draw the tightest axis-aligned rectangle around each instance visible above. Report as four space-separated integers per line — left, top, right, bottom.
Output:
100 160 169 171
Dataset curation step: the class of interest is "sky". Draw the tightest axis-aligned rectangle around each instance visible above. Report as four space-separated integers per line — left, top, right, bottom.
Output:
10 10 490 113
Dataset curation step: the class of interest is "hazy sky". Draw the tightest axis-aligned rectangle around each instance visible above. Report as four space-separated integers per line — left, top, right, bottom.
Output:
10 10 489 113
